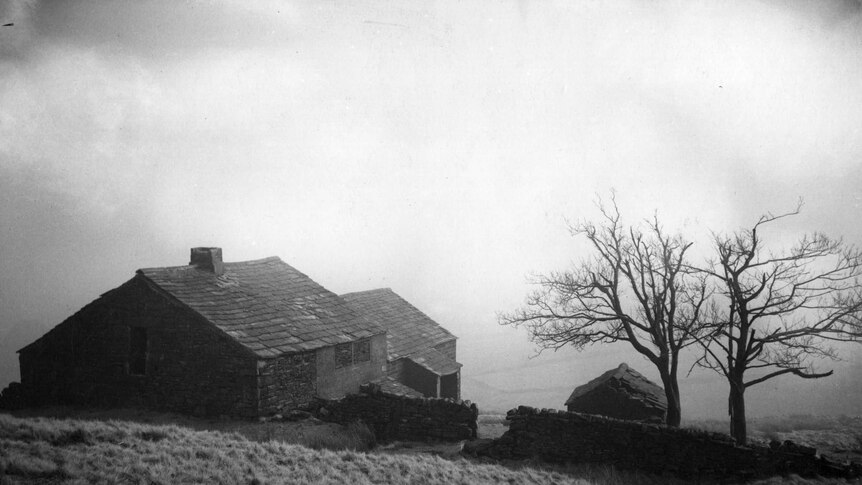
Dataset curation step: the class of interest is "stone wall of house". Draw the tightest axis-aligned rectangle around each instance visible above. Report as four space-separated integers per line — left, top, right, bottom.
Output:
385 357 405 381
258 352 316 414
402 358 438 397
18 275 259 417
315 333 387 399
318 383 478 442
476 406 859 480
440 371 459 400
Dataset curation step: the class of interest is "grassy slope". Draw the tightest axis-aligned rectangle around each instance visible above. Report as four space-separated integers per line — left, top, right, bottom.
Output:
0 413 592 485
685 414 862 464
2 411 858 485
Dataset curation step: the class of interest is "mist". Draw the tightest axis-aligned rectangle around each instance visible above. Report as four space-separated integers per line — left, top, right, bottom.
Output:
2 0 861 420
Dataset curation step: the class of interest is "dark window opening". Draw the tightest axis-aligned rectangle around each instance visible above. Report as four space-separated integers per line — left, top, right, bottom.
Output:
335 343 352 369
129 327 147 375
354 339 370 363
335 339 372 368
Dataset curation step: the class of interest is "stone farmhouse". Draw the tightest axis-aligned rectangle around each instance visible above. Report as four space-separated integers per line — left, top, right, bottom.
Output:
17 248 460 417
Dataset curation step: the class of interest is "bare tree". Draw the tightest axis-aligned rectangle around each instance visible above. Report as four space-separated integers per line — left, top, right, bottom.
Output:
693 204 862 444
499 197 710 427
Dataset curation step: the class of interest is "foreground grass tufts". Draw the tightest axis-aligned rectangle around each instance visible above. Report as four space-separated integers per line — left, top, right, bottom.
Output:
298 420 377 451
0 413 591 484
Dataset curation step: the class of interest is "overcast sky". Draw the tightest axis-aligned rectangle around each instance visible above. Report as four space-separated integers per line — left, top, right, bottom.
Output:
2 0 861 418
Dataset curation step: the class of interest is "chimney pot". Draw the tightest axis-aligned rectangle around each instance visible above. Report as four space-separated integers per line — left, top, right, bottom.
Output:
190 247 224 275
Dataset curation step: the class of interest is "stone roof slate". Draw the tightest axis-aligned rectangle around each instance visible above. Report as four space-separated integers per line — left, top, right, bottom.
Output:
340 288 456 361
367 376 424 398
565 363 667 409
138 257 384 358
407 347 462 376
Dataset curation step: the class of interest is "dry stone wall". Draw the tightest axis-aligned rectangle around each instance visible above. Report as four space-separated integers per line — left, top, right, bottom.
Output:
478 406 860 480
317 383 478 442
258 352 316 415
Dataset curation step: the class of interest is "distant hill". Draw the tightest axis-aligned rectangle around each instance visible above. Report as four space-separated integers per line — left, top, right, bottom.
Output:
0 319 49 389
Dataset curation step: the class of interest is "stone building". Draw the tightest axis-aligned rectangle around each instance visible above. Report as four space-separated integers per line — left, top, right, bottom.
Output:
17 247 459 416
564 363 667 422
342 289 460 400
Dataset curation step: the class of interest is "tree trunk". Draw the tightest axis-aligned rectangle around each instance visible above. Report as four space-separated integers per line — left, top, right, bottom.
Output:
659 371 682 427
729 380 747 444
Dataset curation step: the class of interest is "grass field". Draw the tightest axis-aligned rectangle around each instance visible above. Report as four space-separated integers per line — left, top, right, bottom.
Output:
10 406 379 452
2 409 860 484
0 413 594 485
685 414 862 464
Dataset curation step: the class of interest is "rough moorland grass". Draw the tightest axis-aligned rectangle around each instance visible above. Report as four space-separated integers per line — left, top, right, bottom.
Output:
0 413 593 485
476 414 508 439
686 414 862 436
685 415 862 464
12 406 378 452
4 411 856 485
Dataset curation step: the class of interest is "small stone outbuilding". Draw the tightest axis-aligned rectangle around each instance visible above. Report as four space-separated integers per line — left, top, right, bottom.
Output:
16 247 461 417
565 363 667 422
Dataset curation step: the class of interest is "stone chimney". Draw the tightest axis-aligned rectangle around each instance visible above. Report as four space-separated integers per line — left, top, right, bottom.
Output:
190 247 224 275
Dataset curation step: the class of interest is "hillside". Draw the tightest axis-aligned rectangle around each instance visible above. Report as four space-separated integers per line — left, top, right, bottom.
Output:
3 411 859 484
0 413 591 485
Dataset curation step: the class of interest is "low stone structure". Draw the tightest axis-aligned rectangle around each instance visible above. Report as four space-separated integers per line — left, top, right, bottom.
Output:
565 363 667 422
317 383 478 442
472 406 860 480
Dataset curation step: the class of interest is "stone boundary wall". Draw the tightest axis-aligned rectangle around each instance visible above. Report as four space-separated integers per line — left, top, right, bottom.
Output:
478 406 860 480
317 383 478 442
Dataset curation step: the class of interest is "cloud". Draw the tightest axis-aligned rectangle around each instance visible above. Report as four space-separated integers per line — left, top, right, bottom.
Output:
0 0 38 59
0 44 163 214
2 1 862 416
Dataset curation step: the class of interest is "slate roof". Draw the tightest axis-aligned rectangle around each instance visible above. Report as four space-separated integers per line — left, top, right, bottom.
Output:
405 347 461 376
340 288 456 361
367 376 424 398
565 363 667 408
138 257 385 358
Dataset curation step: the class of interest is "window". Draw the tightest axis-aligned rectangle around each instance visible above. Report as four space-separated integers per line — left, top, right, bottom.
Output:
334 339 371 368
335 343 353 369
129 327 147 375
354 339 370 363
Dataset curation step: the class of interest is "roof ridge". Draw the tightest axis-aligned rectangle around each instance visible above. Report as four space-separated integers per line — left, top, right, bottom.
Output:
340 287 393 298
227 256 283 265
137 255 284 274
